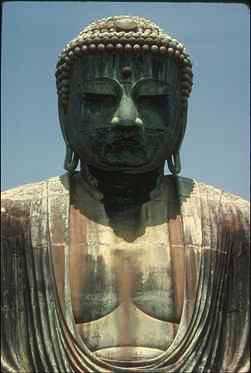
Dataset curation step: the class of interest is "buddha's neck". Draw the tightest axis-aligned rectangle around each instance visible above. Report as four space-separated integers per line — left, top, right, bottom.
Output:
86 165 161 215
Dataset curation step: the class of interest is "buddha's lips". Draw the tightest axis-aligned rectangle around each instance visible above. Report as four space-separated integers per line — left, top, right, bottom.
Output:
99 129 165 146
101 130 144 151
102 134 148 165
104 143 146 156
87 127 166 140
107 138 143 149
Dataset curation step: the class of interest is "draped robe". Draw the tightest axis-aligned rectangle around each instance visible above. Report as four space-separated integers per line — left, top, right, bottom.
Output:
1 173 250 372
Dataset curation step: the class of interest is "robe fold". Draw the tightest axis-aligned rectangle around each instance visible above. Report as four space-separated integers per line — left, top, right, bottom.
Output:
1 174 250 372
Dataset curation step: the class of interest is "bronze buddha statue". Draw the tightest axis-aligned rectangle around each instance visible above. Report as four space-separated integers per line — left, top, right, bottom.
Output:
1 16 250 372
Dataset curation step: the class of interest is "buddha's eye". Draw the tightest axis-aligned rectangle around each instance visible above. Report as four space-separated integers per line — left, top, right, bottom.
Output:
136 95 168 107
83 93 117 106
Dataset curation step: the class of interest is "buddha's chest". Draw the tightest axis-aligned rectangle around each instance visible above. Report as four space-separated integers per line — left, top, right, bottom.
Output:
69 205 182 325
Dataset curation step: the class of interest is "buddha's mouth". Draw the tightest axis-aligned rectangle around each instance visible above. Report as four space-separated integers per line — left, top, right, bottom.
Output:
87 127 166 169
104 139 146 160
102 140 148 166
91 127 165 143
106 137 143 151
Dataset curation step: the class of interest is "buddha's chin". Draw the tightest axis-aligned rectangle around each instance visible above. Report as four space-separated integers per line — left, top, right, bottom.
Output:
99 160 149 172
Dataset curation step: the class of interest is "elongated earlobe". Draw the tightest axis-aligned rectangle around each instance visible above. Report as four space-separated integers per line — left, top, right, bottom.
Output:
167 151 181 175
64 145 79 173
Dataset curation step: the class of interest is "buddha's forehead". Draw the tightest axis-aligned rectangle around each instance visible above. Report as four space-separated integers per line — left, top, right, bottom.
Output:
73 54 179 86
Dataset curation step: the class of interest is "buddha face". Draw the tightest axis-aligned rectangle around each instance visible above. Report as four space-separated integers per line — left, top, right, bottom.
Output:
61 54 183 173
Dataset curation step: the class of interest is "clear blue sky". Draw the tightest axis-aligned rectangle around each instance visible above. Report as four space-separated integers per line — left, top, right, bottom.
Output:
1 2 250 199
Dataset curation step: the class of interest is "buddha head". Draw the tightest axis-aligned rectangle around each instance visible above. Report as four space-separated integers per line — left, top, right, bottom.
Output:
55 16 193 176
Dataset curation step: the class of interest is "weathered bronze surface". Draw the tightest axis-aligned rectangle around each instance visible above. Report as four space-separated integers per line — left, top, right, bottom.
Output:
1 16 250 372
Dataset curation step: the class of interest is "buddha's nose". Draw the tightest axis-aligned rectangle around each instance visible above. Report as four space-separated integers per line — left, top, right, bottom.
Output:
111 95 143 128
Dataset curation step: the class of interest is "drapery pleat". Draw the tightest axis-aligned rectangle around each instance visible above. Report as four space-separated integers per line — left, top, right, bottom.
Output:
1 174 249 372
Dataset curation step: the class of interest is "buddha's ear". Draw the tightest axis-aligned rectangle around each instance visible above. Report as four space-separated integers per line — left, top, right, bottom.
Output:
58 100 69 145
167 100 188 175
177 101 188 151
58 100 79 173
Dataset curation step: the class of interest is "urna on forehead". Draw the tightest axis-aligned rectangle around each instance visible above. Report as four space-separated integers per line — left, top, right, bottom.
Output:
55 16 193 106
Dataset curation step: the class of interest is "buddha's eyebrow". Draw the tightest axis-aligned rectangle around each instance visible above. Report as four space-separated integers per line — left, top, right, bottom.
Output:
132 79 170 96
81 78 121 94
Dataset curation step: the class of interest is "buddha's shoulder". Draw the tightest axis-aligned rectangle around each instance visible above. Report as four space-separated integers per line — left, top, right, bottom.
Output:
2 175 69 201
2 180 46 202
196 178 249 210
164 176 249 242
164 175 249 210
1 174 69 215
